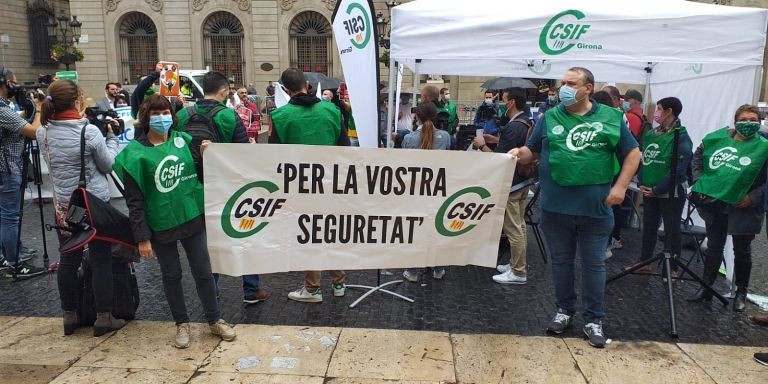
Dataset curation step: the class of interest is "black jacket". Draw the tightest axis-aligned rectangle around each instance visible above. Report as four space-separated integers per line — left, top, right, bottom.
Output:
495 112 532 186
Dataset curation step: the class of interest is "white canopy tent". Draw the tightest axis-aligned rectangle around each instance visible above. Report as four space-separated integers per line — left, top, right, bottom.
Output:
386 0 768 147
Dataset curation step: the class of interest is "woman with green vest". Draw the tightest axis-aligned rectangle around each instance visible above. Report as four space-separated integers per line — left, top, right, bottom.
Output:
113 94 237 347
686 104 768 311
627 97 692 281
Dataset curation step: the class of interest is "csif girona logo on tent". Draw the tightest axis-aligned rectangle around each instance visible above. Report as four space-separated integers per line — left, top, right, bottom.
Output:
539 10 602 55
341 2 372 50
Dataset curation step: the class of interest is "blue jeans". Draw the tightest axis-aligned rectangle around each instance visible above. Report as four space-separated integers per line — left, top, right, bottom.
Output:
540 210 613 323
0 174 22 264
213 274 262 296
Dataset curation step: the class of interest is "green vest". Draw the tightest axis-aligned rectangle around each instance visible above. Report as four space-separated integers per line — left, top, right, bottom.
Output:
175 101 236 143
691 127 768 205
113 131 204 232
271 101 342 145
546 104 622 186
640 126 687 188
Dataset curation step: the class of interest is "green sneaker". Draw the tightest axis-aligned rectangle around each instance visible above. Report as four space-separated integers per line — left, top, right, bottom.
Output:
288 287 323 303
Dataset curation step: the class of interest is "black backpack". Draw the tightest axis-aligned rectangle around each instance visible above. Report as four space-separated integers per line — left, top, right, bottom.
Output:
184 105 226 181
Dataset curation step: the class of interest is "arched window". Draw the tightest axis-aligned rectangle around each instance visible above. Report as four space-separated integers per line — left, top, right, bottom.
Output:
27 0 55 65
118 12 158 84
203 11 245 85
290 12 333 75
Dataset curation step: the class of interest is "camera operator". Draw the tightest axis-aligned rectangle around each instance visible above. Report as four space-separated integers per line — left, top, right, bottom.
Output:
37 79 125 336
0 68 46 277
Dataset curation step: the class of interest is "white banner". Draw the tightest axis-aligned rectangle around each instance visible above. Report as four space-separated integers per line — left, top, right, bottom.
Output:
332 0 379 148
204 144 516 276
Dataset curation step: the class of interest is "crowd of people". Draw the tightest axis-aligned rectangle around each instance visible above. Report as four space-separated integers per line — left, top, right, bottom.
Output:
0 64 767 362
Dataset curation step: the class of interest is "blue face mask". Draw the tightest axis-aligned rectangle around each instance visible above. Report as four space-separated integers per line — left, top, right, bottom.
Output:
558 86 579 107
149 114 173 134
547 95 557 105
622 101 631 112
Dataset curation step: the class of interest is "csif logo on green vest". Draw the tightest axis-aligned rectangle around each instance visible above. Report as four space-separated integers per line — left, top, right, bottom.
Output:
154 155 195 193
341 2 372 51
435 186 496 237
558 122 606 151
221 181 287 239
709 147 750 170
642 143 662 166
539 10 601 55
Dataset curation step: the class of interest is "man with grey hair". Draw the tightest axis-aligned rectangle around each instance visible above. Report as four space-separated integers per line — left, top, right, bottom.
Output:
509 67 641 348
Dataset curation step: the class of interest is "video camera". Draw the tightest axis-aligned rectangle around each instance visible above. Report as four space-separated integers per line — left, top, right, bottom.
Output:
84 107 125 137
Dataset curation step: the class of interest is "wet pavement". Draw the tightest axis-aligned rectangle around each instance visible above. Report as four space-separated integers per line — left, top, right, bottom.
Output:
2 196 767 347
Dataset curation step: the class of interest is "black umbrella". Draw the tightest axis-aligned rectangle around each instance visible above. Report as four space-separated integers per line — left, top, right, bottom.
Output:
304 72 342 90
481 77 537 90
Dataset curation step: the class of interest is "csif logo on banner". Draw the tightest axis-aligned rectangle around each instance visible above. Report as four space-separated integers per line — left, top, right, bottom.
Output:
435 187 496 237
339 1 372 54
221 181 286 239
539 10 601 55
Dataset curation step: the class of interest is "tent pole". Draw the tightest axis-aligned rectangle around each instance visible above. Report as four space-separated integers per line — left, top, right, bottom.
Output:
753 65 763 104
386 56 396 148
643 62 653 116
412 65 419 108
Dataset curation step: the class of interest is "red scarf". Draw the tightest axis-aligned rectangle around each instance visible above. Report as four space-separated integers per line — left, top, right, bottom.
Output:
51 110 83 121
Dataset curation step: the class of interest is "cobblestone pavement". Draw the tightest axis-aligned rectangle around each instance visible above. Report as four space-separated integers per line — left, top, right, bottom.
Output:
2 197 767 347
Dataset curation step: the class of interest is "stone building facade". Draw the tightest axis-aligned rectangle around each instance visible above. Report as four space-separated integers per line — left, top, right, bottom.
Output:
3 0 768 104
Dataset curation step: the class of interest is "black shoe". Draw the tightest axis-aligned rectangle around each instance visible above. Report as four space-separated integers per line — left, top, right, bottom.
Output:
733 293 747 312
4 262 47 279
686 287 713 303
755 353 768 367
0 252 34 270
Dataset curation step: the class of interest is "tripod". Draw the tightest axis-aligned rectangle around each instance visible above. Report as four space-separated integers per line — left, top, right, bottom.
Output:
607 127 728 338
11 138 51 280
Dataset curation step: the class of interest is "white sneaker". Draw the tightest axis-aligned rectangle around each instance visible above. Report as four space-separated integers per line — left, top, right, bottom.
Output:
432 269 446 280
210 319 236 342
288 287 323 303
609 238 623 250
605 248 613 259
174 323 190 349
496 264 511 273
402 270 419 283
492 270 527 284
332 283 346 297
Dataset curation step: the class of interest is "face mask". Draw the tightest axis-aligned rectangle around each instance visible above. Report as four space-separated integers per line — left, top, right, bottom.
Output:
443 95 451 102
322 95 332 102
116 103 127 108
735 121 760 137
558 86 579 107
484 98 493 106
547 95 557 105
622 101 631 112
653 109 664 124
149 114 173 134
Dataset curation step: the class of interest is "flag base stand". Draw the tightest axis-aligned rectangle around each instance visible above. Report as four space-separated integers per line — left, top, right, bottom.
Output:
346 270 415 308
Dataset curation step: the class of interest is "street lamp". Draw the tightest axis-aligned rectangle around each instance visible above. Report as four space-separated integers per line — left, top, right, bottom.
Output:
46 11 82 70
376 1 399 49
